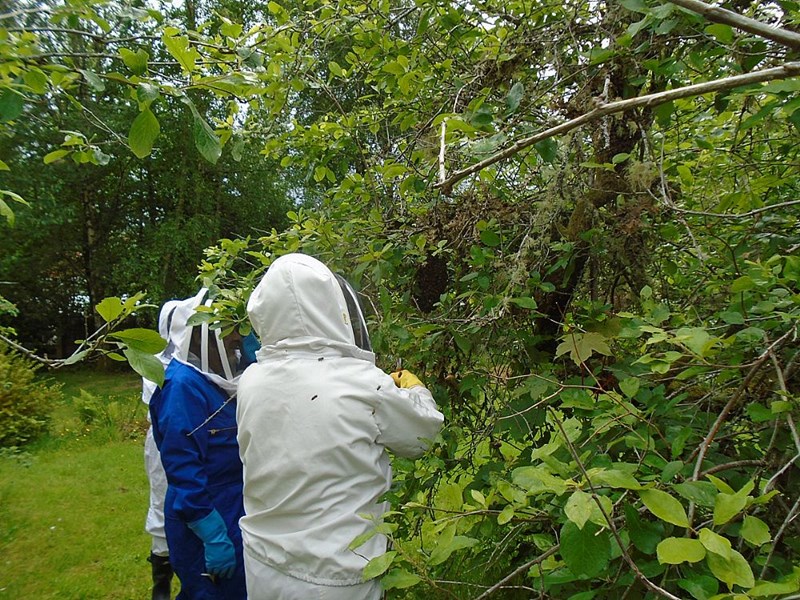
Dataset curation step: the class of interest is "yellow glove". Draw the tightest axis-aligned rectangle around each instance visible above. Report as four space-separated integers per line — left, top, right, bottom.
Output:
390 369 425 389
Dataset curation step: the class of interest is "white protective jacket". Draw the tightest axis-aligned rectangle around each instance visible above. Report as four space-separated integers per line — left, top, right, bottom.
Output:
237 253 444 586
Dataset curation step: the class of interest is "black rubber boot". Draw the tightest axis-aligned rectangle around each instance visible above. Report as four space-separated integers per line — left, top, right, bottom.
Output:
148 552 173 600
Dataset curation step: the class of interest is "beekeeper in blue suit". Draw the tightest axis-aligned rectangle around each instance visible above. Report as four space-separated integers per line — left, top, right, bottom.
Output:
150 289 249 600
237 253 444 600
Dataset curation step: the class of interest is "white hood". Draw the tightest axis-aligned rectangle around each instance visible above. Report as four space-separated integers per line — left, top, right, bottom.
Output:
247 253 372 360
159 288 240 395
142 297 189 405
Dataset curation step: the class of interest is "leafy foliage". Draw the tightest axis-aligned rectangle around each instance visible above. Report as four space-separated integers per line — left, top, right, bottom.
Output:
0 345 61 447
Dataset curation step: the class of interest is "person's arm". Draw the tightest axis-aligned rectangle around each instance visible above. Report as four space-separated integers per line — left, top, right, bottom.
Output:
373 369 444 458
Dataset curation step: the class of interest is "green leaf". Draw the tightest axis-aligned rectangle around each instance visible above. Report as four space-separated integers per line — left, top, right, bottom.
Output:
640 489 689 527
673 482 718 507
162 33 200 73
120 48 149 76
706 474 734 494
512 466 569 496
108 328 167 354
746 403 773 423
480 229 501 247
730 276 754 293
534 138 558 163
428 534 478 565
705 23 735 44
508 297 537 309
593 468 642 490
328 61 344 77
78 69 105 92
565 490 595 529
362 551 396 580
505 82 524 112
63 349 90 366
95 297 125 323
123 347 165 386
740 516 770 546
0 190 25 225
128 108 160 158
137 83 160 107
699 527 731 558
625 503 664 554
381 568 421 590
674 327 712 356
706 548 755 589
556 332 612 365
348 528 377 550
23 69 48 94
618 377 640 398
0 88 24 122
220 21 243 38
719 310 744 325
560 522 611 578
749 573 800 597
184 102 222 164
657 537 706 564
678 575 719 600
497 505 515 525
619 0 649 13
713 491 748 525
44 149 70 164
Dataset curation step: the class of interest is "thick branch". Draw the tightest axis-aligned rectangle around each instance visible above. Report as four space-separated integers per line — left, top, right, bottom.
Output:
436 62 800 195
667 0 800 51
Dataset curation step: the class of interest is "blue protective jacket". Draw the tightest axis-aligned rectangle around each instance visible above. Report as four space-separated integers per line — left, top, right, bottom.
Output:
150 359 246 600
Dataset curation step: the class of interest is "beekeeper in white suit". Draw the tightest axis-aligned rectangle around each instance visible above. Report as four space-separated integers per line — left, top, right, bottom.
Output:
142 298 182 600
237 253 444 600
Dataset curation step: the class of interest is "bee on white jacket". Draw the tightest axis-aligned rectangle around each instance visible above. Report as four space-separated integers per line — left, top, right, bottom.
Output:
237 253 444 600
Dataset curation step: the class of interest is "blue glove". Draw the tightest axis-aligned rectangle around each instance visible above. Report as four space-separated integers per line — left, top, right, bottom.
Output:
239 332 260 370
187 509 236 579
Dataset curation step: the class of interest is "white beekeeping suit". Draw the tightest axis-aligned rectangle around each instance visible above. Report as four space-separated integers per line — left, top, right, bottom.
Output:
237 253 444 600
142 299 180 554
141 290 207 600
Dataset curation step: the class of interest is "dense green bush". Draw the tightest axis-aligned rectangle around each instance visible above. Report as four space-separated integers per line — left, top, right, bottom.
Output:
0 346 61 447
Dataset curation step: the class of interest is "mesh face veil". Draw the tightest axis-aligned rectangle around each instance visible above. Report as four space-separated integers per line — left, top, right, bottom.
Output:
335 274 372 352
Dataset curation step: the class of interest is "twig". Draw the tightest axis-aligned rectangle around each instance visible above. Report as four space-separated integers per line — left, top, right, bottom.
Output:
686 329 795 527
759 495 800 579
690 329 794 480
763 339 800 493
698 459 766 478
0 324 109 369
666 199 800 220
471 546 558 600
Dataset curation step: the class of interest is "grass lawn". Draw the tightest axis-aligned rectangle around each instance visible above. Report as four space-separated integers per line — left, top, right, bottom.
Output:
0 367 156 599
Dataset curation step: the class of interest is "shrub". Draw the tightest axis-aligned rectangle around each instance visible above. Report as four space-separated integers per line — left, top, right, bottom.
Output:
0 345 61 447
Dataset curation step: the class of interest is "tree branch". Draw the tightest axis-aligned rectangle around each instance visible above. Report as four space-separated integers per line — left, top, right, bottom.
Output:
666 199 800 220
435 62 800 195
667 0 800 51
472 546 559 600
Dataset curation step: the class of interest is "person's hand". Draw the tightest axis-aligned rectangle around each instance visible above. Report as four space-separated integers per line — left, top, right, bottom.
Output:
390 369 424 389
188 509 237 579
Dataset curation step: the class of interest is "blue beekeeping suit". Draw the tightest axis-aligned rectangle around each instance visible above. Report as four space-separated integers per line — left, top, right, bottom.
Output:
150 289 249 600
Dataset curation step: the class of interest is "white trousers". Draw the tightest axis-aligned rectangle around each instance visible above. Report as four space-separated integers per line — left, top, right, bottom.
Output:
144 425 169 555
244 549 382 600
